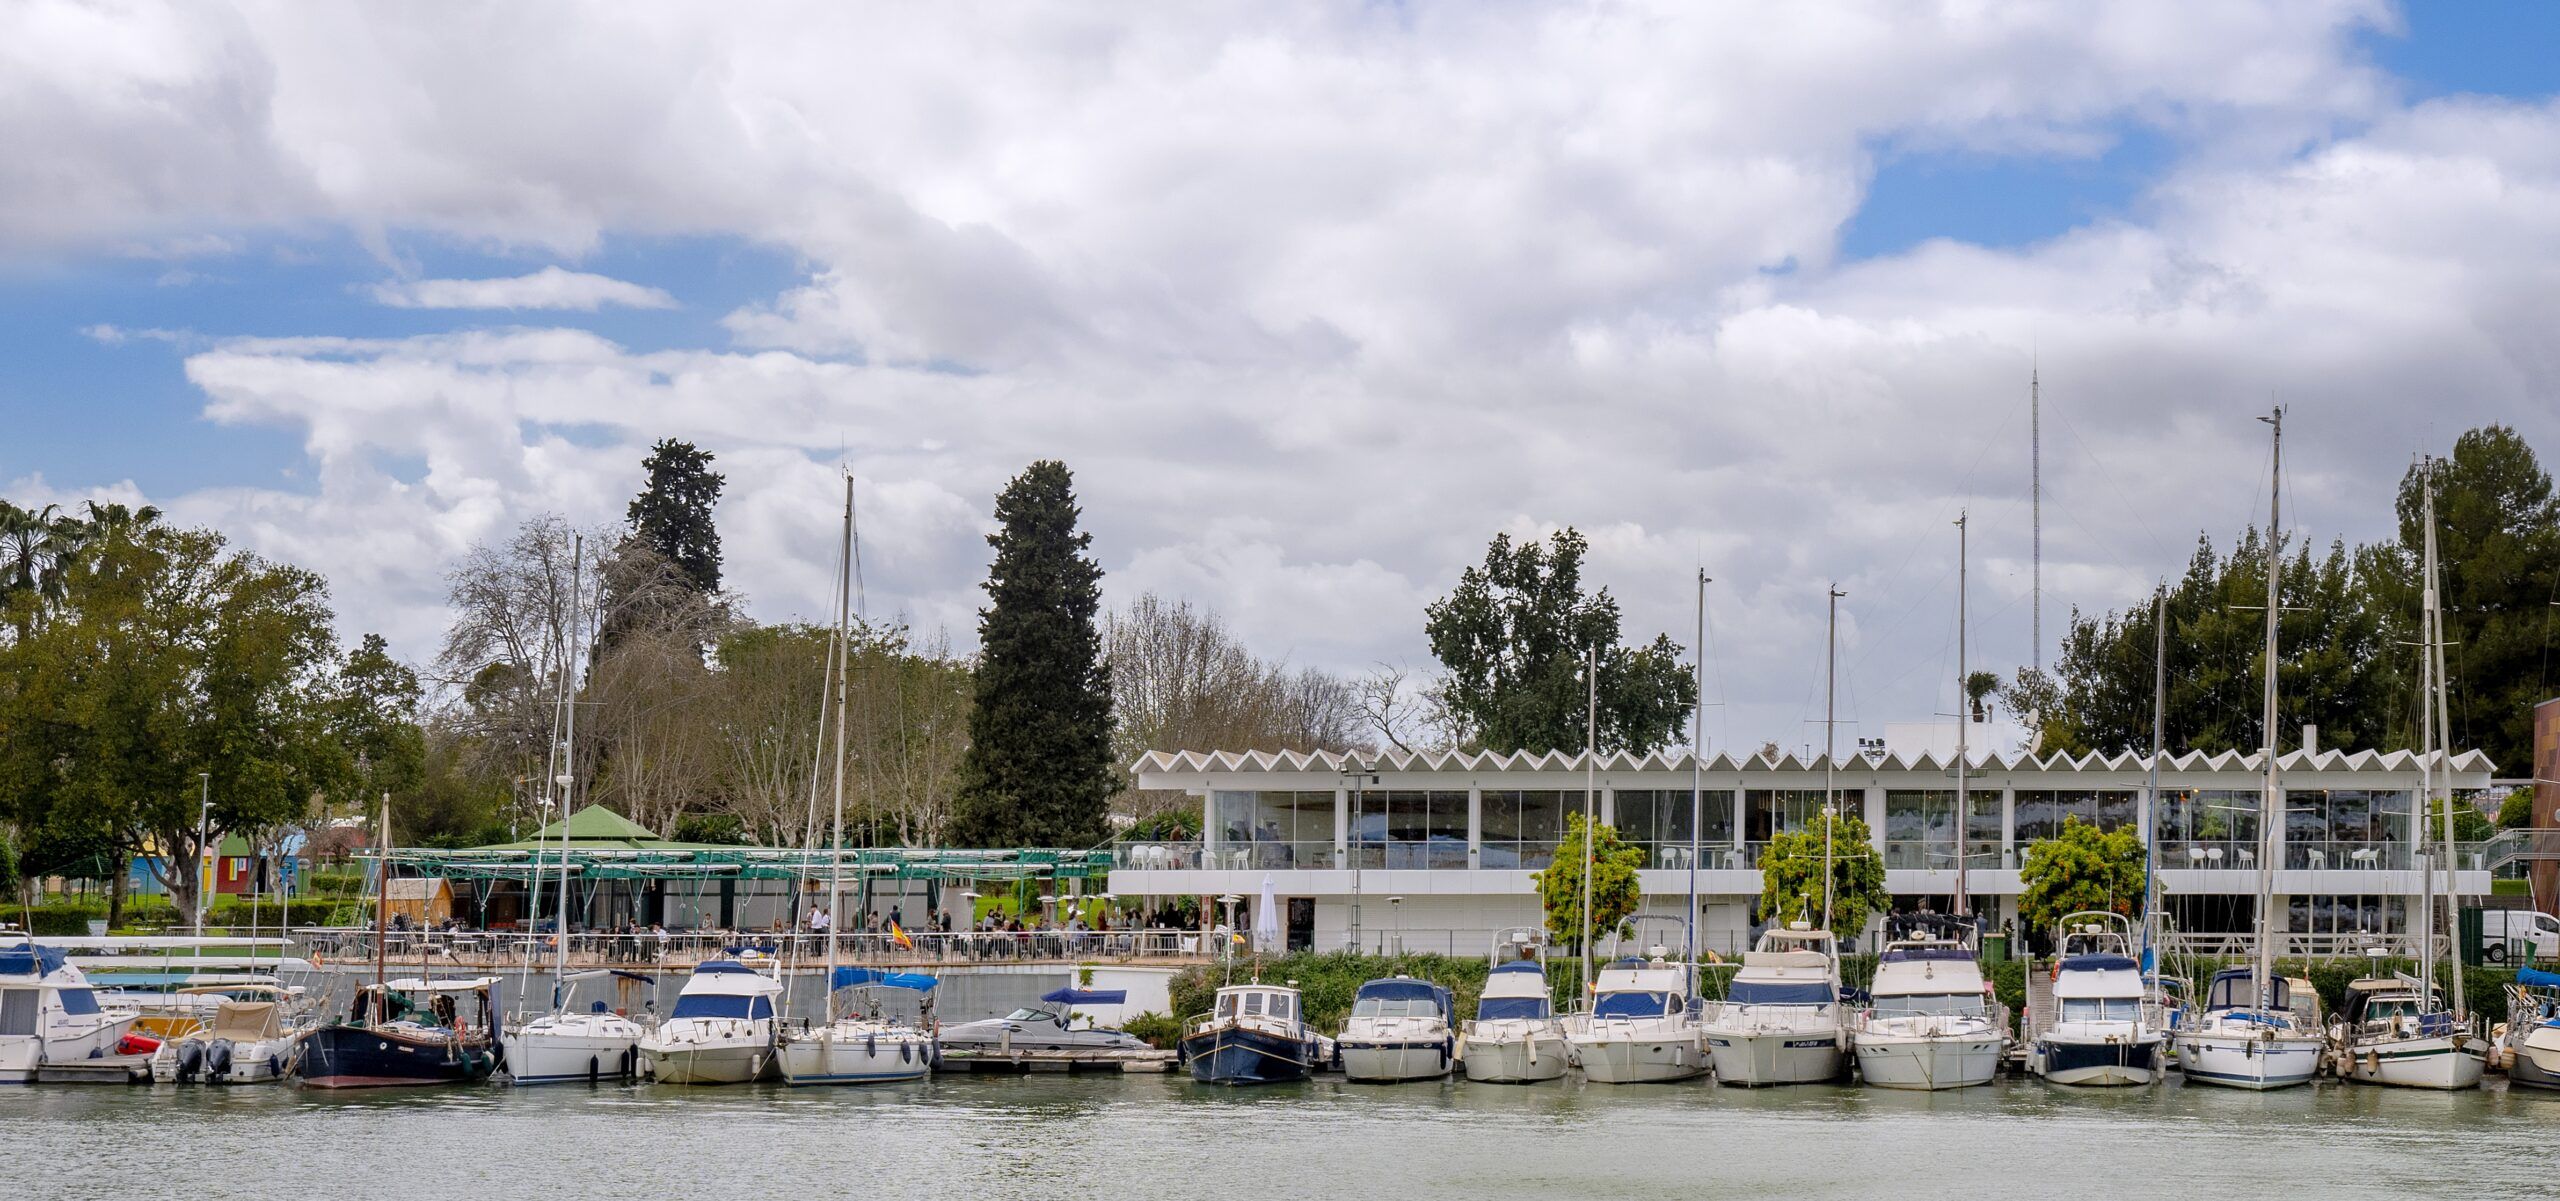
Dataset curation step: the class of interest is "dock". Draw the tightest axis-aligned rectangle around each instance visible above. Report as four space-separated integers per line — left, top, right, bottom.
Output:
936 1047 1180 1074
34 1053 153 1084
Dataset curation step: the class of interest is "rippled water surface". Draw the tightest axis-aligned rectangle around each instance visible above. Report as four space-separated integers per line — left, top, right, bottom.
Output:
13 1072 2554 1201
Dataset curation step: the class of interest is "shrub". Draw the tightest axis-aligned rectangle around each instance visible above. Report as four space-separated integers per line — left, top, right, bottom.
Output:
1121 1012 1184 1048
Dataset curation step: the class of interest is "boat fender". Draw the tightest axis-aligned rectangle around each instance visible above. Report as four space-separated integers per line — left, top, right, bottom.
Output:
900 1039 911 1064
867 1033 878 1058
266 1052 282 1080
175 1040 204 1082
1439 1039 1450 1068
588 1055 601 1085
620 1046 636 1080
206 1039 234 1081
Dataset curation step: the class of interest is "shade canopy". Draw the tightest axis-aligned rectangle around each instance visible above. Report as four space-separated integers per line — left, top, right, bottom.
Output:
1040 987 1127 1006
832 967 937 993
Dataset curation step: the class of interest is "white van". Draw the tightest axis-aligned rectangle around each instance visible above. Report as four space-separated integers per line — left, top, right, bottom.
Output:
2482 910 2560 962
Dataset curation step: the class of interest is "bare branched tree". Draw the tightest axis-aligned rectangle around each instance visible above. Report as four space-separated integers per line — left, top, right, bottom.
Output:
1106 593 1364 819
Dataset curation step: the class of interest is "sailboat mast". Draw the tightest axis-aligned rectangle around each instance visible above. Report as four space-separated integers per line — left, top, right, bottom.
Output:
552 534 582 990
2255 408 2283 1010
2416 465 2437 1005
2423 459 2465 1020
1690 571 1707 977
2144 585 2166 973
1823 586 1843 931
373 790 390 1005
1955 513 1969 919
824 474 856 1013
1579 644 1596 990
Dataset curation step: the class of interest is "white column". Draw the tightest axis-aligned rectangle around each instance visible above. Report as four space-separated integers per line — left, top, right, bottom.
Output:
1333 787 1349 864
1467 786 1483 869
2001 787 2016 870
1863 785 1886 852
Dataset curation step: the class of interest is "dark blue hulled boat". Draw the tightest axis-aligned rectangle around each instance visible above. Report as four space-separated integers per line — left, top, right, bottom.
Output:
296 977 502 1089
1180 983 1324 1085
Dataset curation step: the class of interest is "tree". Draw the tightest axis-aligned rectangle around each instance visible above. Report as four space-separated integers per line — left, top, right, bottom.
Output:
949 461 1116 848
336 634 427 809
0 522 349 923
1424 528 1697 754
626 439 726 594
1109 593 1362 818
2017 817 2147 937
1754 812 1889 938
2500 790 2535 830
1535 813 1644 952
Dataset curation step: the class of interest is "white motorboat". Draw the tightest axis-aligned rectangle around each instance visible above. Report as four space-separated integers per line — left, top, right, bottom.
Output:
2174 967 2324 1090
2499 970 2560 1091
1702 924 1847 1086
2027 913 2165 1087
637 958 785 1084
506 970 654 1085
1338 975 1455 1082
1562 955 1706 1084
1852 916 2005 1091
777 968 937 1085
0 942 141 1083
940 986 1148 1055
2331 973 2484 1090
1462 951 1567 1084
153 997 300 1084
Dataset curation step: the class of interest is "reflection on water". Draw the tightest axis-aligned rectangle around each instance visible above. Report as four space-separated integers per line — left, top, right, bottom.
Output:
12 1073 2557 1201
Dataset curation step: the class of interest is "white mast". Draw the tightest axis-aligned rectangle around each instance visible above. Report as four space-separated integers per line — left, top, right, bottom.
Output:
1579 644 1597 991
1823 586 1844 930
1689 570 1707 975
2254 408 2283 1010
1955 513 1969 918
823 474 856 1018
2032 366 2042 673
2143 584 2166 978
2422 458 2465 1020
550 534 583 998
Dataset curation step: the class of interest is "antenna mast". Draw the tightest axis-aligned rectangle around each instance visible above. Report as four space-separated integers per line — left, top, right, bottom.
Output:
2032 366 2042 672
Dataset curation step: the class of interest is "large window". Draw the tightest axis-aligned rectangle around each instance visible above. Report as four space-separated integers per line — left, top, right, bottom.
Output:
2014 790 2139 843
1352 789 1468 869
2285 789 2414 870
1209 790 1337 868
1880 791 2001 869
1612 789 1734 868
1744 790 1836 858
1481 790 1574 870
2154 788 2261 869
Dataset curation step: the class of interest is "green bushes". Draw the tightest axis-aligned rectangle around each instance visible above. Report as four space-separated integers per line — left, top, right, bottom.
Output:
1120 1012 1184 1048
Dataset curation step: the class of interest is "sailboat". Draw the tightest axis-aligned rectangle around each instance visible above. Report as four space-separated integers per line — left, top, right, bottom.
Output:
502 534 652 1086
295 792 502 1088
2332 457 2484 1090
777 473 936 1086
2173 409 2326 1090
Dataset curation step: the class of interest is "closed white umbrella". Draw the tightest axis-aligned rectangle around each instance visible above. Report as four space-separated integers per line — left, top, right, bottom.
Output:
1253 874 1281 953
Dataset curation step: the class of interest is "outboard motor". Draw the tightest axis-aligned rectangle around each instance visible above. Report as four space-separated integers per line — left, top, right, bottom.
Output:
205 1039 235 1082
174 1039 205 1082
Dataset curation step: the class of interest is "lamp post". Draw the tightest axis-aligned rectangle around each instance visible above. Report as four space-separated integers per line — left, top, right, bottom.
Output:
195 772 212 936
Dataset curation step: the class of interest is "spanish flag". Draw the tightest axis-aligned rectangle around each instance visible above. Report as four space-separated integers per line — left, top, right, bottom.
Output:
889 922 914 950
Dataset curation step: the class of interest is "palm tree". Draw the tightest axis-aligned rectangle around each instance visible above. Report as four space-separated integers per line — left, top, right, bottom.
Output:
0 501 71 603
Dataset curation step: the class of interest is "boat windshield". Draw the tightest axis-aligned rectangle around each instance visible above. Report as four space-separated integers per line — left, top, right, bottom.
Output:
1223 992 1294 1022
1003 1008 1061 1023
1352 996 1442 1019
1592 991 1675 1019
1727 981 1833 1006
2060 997 2139 1023
1871 993 1983 1017
669 994 774 1021
1476 996 1551 1021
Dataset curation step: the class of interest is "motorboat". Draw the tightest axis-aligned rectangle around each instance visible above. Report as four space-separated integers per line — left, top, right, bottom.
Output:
2027 912 2165 1086
940 986 1148 1054
1337 975 1456 1082
776 967 938 1086
1852 915 2006 1090
1461 942 1567 1084
2331 971 2484 1090
1180 982 1325 1085
504 970 654 1086
1562 955 1706 1083
0 942 142 1083
637 958 786 1085
296 977 503 1088
1702 923 1847 1086
154 998 300 1084
2498 967 2560 1091
2173 966 2324 1090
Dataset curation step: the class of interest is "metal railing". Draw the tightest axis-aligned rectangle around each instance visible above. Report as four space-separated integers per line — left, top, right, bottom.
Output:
288 927 1220 967
2154 930 2418 959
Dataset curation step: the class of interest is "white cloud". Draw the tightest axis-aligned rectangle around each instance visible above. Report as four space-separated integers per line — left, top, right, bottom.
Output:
17 2 2558 753
367 267 677 311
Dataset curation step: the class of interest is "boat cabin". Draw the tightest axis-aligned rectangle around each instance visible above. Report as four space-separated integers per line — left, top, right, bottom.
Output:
1210 984 1304 1030
2201 967 2321 1025
2338 976 2450 1031
1475 961 1554 1020
1590 959 1693 1019
1350 977 1453 1023
352 977 499 1031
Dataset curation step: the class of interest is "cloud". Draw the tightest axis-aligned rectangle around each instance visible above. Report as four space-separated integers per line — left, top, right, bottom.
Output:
366 267 677 311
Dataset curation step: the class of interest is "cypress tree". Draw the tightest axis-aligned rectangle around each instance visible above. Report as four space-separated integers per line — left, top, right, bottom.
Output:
949 461 1116 848
627 439 726 593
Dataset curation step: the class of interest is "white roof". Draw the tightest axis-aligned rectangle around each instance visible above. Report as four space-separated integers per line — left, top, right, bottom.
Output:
1133 745 2496 779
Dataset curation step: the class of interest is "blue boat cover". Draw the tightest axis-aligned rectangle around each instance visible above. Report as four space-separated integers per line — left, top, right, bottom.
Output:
693 960 759 975
0 946 65 976
1490 961 1545 976
1728 980 1834 1006
1355 978 1451 1004
1040 987 1128 1005
1880 947 1974 963
1593 990 1673 1018
2517 966 2560 989
2059 954 2138 973
1476 996 1551 1020
832 967 937 992
670 994 775 1020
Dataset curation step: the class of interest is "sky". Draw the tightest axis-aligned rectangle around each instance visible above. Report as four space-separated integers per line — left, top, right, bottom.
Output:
4 1 2556 757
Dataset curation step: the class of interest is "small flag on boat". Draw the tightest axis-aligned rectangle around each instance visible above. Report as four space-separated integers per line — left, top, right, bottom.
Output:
890 922 914 950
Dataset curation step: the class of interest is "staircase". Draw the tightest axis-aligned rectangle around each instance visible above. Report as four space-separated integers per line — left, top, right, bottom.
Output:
2022 954 2056 1046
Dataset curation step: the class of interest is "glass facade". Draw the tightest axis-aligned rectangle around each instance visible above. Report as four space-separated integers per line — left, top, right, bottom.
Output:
2284 788 2415 870
1881 791 2003 869
1744 789 1836 861
2154 788 2261 869
1480 790 1576 870
1612 789 1737 869
1352 789 1469 869
2013 789 2139 843
1209 790 1337 868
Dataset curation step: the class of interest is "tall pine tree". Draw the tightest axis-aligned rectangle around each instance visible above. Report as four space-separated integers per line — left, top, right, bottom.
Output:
627 439 725 593
949 461 1116 848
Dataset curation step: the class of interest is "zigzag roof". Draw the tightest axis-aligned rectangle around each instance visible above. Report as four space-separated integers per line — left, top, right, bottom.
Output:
1130 746 2497 777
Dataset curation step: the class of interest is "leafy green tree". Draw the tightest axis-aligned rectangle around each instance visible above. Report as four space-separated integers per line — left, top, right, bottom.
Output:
2017 817 2146 937
336 634 427 809
2499 790 2535 830
626 439 726 593
1425 528 1697 753
0 522 350 923
1755 811 1888 938
1535 813 1644 951
949 461 1116 848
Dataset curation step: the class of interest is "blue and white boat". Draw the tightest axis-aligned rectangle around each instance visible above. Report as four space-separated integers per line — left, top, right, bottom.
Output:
1702 924 1847 1086
1180 982 1324 1085
1337 976 1454 1082
2499 967 2560 1090
1462 953 1567 1084
2174 967 2323 1090
637 958 785 1084
1563 955 1707 1083
776 967 937 1086
2028 913 2164 1086
0 942 139 1084
1851 918 2006 1091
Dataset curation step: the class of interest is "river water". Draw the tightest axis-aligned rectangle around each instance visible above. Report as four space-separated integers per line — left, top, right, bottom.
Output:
11 1073 2551 1201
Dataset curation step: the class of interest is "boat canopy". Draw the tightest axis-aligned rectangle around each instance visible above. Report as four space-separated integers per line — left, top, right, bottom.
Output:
381 977 499 992
1489 961 1543 977
1353 978 1451 1007
1726 980 1834 1006
669 993 776 1021
2058 953 2138 973
1592 991 1676 1019
0 945 68 977
2519 966 2560 989
1039 987 1127 1005
2204 967 2294 1012
832 967 937 993
694 960 763 976
1475 995 1551 1021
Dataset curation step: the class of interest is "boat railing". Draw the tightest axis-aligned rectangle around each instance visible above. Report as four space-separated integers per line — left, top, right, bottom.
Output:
288 927 1221 968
